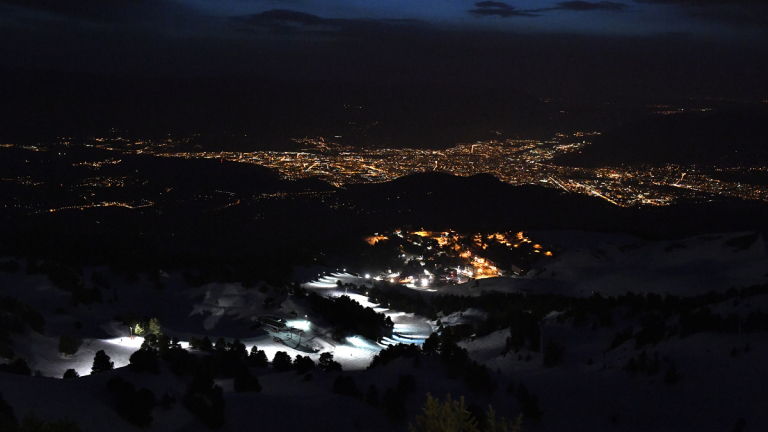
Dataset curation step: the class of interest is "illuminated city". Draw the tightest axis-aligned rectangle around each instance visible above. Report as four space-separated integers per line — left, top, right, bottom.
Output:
52 132 767 208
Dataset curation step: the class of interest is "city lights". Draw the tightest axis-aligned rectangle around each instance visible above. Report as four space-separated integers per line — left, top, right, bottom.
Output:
5 135 767 217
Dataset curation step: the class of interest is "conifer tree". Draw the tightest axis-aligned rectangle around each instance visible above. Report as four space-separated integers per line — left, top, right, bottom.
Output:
148 318 162 337
233 369 261 393
383 388 408 423
214 337 227 352
409 394 479 432
366 384 380 407
422 332 440 354
250 349 268 367
199 336 213 352
58 335 79 357
410 393 522 432
91 350 114 374
0 391 17 432
272 351 293 371
20 411 84 432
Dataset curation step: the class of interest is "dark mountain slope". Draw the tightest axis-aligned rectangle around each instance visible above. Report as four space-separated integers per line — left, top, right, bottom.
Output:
339 172 768 238
553 108 768 168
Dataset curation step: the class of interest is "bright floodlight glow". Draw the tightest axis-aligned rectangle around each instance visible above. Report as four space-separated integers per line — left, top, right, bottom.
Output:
346 336 367 347
288 320 310 331
365 274 370 279
104 336 145 348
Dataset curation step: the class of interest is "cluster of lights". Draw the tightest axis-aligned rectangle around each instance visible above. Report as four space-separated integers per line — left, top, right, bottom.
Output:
364 229 557 285
6 133 766 217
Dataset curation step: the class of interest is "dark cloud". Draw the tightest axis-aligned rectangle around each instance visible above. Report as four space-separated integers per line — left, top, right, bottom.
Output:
468 1 540 17
232 9 342 35
248 9 324 25
556 1 629 11
233 9 430 37
242 9 325 26
476 0 512 6
468 0 629 18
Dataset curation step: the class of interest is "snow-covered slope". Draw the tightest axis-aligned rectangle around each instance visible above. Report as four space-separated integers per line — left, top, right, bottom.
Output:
1 231 767 432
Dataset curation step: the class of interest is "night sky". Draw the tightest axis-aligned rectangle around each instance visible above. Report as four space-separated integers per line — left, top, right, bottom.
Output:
1 0 767 98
